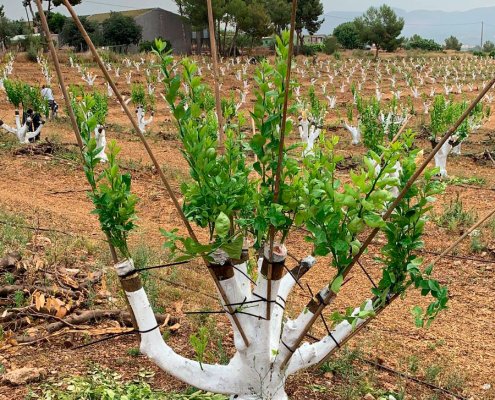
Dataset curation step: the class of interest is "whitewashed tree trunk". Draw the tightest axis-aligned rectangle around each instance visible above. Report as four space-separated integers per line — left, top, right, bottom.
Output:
136 106 153 133
434 140 453 178
343 121 361 145
0 111 43 143
94 125 108 162
116 243 373 400
298 116 321 157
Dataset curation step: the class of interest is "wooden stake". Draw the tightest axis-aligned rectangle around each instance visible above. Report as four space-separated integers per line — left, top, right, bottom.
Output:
60 0 249 347
206 0 224 152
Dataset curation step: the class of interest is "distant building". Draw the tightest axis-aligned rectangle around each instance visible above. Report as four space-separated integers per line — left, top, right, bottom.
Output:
86 8 192 54
303 34 327 45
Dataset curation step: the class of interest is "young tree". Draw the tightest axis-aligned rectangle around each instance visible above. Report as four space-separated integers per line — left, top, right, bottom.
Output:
102 12 142 47
482 40 494 53
444 35 462 51
333 21 362 49
79 35 449 400
295 0 324 53
354 4 404 57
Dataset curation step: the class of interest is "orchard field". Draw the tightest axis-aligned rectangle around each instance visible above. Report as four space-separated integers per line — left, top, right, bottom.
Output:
1 47 495 400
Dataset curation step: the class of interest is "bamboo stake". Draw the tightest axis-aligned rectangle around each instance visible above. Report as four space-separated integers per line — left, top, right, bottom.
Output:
206 0 224 151
34 0 118 263
280 76 495 369
33 0 138 329
60 0 249 347
316 205 495 367
266 0 298 320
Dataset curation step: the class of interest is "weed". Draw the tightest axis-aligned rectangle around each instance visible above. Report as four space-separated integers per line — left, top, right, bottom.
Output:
162 329 171 342
13 290 26 308
0 363 5 374
470 230 485 254
308 384 328 393
0 210 30 255
214 338 230 366
448 176 486 186
132 243 164 313
4 272 15 285
437 194 476 231
127 347 140 357
320 348 361 378
407 355 419 373
425 364 442 383
190 326 209 370
444 370 466 391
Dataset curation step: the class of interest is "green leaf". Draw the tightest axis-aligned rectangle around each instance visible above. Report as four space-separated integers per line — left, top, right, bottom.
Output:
215 212 231 238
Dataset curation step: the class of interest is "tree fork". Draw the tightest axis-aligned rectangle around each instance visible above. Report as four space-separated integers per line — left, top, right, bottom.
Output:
60 0 249 347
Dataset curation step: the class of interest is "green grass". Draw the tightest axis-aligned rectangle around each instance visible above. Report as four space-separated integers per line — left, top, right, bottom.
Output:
447 176 486 187
0 210 31 255
27 365 227 400
436 194 476 231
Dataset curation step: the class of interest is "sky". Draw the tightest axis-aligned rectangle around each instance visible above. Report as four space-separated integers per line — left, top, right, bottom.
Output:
3 0 495 20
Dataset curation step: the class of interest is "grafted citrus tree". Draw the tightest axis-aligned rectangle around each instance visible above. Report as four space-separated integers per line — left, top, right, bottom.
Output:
0 79 48 143
77 33 448 400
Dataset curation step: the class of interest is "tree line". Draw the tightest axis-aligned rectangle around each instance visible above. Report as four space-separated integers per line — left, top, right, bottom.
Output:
1 1 142 52
175 0 324 55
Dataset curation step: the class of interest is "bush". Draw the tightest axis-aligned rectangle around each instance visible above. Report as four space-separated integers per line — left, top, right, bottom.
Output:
22 35 42 62
490 50 495 59
139 38 171 53
404 34 442 51
483 40 495 53
323 36 339 55
300 44 316 56
300 43 324 56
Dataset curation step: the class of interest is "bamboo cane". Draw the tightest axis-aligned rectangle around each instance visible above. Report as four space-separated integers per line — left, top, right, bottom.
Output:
316 205 495 367
34 0 138 329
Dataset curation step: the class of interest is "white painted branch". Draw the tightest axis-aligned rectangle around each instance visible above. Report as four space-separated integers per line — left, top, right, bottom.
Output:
116 260 243 395
287 300 374 375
